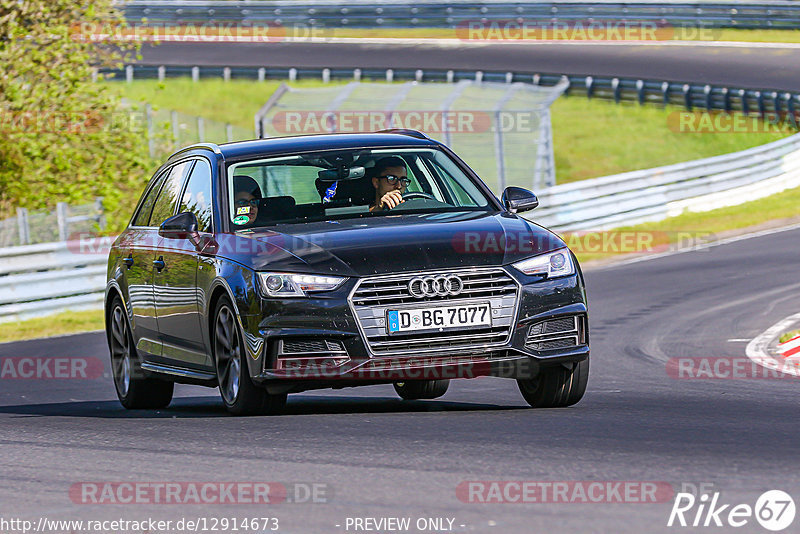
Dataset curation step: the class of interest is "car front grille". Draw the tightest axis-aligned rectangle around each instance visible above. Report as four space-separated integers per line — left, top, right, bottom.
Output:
281 339 345 354
350 268 519 356
525 315 586 351
273 338 350 370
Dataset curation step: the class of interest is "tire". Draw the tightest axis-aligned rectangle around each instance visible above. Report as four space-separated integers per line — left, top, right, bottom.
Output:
393 379 450 400
517 358 589 408
212 296 287 416
107 296 174 409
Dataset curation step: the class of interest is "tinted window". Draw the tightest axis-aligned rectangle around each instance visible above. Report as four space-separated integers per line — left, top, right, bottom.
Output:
179 159 213 233
148 161 192 227
132 171 167 227
225 148 492 228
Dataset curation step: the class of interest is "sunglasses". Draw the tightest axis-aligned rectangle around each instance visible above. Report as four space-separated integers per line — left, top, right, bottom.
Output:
379 174 411 186
234 198 259 208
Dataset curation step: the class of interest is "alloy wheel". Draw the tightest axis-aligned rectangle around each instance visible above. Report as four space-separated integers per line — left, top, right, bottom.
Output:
215 305 241 405
110 305 131 397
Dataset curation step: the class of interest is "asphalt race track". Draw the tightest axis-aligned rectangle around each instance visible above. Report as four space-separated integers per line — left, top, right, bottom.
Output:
138 41 800 92
2 226 799 533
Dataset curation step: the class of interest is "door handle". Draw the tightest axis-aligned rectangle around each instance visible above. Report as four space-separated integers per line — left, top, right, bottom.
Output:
122 255 134 269
153 256 166 272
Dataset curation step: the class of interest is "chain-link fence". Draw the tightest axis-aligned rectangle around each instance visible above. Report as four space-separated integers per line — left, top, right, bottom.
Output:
0 199 105 248
148 107 253 149
255 80 568 191
119 100 254 157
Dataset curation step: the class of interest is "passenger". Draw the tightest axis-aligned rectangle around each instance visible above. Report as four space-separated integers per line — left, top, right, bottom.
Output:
232 175 261 227
369 156 411 212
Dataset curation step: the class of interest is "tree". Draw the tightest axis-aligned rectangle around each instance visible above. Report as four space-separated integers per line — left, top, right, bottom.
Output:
0 0 156 232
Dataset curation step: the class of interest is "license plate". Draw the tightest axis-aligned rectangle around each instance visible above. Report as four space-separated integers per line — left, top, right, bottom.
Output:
386 303 492 334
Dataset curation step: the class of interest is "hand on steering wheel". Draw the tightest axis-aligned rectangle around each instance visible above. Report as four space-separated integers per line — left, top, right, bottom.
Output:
401 191 435 201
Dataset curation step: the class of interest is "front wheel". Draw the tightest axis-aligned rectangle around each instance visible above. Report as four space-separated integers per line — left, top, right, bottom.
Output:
107 296 173 409
394 380 449 400
213 297 286 416
517 358 589 408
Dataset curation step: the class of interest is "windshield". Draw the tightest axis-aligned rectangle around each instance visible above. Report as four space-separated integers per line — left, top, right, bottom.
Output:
225 148 494 228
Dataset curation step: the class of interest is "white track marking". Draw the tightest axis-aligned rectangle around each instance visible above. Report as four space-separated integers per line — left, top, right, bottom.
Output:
746 312 800 377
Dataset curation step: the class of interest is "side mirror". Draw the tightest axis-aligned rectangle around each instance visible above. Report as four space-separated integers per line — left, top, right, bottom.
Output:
501 186 539 214
159 212 200 246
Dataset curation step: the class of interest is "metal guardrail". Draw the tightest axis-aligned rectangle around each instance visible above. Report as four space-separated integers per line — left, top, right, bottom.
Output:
0 199 105 248
3 131 799 321
0 242 108 323
532 131 800 230
107 65 800 121
124 1 800 30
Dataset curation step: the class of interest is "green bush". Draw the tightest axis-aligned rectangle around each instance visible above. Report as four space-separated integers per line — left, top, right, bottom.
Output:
0 0 158 233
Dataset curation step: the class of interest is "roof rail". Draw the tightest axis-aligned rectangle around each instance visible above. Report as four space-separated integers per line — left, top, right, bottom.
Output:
375 129 431 140
168 142 222 160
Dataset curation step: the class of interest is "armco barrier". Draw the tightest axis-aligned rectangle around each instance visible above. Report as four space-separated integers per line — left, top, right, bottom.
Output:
3 132 800 320
124 0 800 30
107 66 800 120
0 242 108 323
532 132 800 230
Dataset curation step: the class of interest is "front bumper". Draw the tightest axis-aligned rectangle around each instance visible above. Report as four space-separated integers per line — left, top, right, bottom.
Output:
244 268 589 393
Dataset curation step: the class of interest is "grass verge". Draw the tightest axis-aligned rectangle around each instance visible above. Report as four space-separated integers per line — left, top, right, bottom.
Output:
0 309 104 344
113 79 794 184
780 330 800 343
550 99 792 183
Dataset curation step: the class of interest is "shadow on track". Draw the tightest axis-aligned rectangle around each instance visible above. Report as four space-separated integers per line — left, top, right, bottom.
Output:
0 395 528 418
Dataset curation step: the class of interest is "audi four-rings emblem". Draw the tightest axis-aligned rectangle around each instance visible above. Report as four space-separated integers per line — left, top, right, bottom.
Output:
408 275 464 298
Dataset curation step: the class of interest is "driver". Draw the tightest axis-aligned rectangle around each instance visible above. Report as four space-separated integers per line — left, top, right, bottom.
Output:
369 156 411 212
232 175 261 227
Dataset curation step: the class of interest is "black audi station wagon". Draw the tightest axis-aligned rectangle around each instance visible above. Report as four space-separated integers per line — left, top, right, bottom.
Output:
105 130 589 415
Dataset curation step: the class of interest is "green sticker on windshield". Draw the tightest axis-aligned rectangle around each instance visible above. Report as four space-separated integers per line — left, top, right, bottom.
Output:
233 215 249 225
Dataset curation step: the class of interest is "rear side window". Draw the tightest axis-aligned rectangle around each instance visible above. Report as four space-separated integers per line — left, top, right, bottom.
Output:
131 171 167 227
148 161 193 227
179 159 213 233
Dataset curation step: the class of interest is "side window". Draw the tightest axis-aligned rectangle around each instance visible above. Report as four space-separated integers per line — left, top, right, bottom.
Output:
131 171 167 227
179 159 213 233
148 161 192 227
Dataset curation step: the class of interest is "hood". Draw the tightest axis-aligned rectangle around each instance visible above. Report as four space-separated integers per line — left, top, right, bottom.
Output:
219 211 565 277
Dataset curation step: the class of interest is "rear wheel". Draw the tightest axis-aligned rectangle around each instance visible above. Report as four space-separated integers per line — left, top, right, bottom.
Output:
517 358 589 408
213 297 286 416
107 296 173 409
394 380 450 400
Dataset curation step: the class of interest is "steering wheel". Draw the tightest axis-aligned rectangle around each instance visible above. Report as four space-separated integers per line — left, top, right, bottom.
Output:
401 191 436 201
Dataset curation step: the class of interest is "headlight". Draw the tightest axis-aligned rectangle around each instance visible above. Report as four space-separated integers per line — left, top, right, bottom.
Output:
512 248 575 279
257 273 347 298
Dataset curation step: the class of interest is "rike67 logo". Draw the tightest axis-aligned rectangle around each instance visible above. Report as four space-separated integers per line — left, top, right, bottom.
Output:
668 490 795 531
